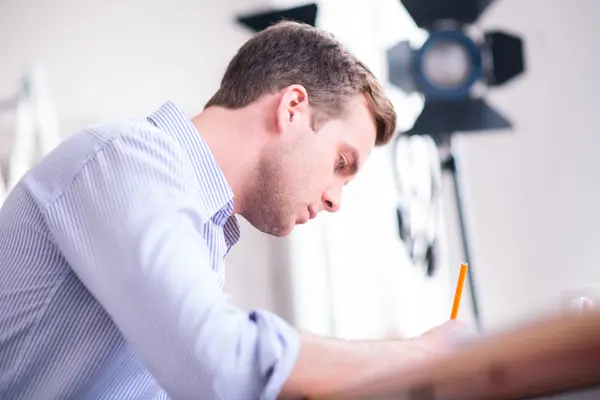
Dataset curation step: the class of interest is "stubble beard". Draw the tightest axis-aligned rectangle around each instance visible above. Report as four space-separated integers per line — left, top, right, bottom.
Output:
242 156 295 237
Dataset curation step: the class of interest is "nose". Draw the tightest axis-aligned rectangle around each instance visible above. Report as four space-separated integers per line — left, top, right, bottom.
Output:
322 186 341 213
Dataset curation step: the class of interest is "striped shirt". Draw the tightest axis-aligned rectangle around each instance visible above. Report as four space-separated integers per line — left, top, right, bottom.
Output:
0 101 300 399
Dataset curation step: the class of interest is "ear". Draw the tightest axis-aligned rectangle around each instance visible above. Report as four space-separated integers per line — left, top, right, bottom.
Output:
276 84 309 134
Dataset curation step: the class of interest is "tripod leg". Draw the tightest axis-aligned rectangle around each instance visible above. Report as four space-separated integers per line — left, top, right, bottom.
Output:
451 156 482 330
439 136 482 331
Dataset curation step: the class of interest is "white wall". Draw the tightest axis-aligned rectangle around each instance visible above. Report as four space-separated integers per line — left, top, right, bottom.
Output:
0 0 268 134
0 0 288 316
442 0 600 332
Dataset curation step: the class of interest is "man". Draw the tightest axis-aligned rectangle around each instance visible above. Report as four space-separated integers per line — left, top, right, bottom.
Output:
0 21 468 399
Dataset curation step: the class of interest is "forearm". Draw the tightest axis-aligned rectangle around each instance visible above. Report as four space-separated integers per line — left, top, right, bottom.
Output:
280 331 429 399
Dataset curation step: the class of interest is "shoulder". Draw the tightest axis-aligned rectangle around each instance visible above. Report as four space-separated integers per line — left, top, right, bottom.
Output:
86 117 180 151
85 118 189 166
24 117 194 209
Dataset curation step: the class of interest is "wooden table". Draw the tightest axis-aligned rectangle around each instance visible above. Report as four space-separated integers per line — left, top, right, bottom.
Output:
317 311 600 400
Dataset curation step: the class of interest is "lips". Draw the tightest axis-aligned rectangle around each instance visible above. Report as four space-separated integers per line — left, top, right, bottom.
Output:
308 207 317 220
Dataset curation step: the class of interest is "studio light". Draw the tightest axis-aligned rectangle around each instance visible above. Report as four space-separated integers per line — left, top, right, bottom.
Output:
388 0 526 329
236 3 317 33
387 0 525 135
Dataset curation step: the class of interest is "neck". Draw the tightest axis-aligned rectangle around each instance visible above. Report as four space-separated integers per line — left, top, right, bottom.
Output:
190 105 265 214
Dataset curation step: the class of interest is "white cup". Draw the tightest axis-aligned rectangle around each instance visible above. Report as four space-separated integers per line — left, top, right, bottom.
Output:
559 284 600 316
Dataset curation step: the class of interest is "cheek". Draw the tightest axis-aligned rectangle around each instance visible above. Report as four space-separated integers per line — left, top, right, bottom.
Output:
310 153 336 191
293 138 336 195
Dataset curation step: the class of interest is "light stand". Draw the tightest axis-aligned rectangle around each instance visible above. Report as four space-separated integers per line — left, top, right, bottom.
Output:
437 133 481 328
0 67 61 202
387 0 526 329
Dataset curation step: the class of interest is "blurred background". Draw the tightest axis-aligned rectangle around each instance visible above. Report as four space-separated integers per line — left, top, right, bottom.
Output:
1 0 599 340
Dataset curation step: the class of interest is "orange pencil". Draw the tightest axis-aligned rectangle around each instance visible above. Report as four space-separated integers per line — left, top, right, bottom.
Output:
450 263 468 320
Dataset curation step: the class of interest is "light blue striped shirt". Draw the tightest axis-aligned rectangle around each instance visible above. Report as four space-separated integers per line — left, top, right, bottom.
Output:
0 101 300 399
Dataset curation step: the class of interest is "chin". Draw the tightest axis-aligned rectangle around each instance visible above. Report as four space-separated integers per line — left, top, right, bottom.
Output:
254 221 294 238
245 213 296 237
272 224 294 238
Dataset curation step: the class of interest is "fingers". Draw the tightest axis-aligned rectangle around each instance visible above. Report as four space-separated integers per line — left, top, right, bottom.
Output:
417 319 480 354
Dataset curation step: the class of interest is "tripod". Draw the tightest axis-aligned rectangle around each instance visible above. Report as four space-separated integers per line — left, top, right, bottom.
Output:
437 133 482 331
392 130 482 330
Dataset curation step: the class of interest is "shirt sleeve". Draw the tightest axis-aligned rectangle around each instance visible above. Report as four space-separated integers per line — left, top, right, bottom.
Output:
41 128 300 400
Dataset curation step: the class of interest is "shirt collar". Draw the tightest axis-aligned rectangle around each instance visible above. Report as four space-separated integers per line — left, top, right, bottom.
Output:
147 101 240 247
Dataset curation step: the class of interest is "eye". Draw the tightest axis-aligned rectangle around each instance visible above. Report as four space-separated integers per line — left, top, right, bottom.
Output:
336 154 348 171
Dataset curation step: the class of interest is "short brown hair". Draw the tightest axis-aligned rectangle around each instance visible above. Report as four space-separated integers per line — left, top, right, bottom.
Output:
205 21 396 146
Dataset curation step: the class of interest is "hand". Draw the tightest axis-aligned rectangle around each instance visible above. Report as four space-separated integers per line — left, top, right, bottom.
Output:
410 320 478 357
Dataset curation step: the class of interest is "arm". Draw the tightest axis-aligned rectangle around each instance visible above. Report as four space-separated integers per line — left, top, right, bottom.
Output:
42 130 299 400
279 331 431 399
279 318 471 399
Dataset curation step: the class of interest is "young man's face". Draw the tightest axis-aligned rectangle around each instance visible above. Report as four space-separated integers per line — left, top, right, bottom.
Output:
244 90 377 237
